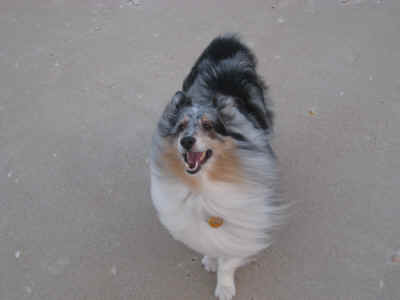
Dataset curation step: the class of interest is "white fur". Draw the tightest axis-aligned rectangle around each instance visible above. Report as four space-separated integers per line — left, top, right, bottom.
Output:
150 151 283 300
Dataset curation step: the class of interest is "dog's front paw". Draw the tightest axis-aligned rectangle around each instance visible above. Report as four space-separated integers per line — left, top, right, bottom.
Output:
202 256 217 272
215 283 236 300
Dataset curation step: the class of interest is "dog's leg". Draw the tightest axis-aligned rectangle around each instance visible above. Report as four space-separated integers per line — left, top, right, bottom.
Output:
215 257 246 300
202 256 218 272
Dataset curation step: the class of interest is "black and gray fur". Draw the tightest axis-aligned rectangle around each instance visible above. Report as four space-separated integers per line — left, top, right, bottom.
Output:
157 34 274 153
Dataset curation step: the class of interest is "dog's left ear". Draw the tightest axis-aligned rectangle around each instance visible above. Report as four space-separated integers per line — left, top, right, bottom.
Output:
214 92 273 132
214 96 237 124
158 91 191 137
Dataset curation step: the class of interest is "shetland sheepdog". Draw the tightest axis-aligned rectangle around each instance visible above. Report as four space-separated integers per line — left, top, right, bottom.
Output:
150 34 286 300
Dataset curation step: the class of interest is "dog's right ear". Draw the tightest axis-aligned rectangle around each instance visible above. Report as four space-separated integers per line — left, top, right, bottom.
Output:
164 91 191 118
158 91 191 137
170 91 191 110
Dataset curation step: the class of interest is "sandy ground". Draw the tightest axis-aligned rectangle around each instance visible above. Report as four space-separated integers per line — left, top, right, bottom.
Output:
1 0 400 299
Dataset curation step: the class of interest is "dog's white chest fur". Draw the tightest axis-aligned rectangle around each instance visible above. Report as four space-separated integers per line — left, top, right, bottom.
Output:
151 172 274 258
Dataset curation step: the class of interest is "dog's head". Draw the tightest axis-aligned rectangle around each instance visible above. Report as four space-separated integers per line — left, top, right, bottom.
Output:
155 91 268 183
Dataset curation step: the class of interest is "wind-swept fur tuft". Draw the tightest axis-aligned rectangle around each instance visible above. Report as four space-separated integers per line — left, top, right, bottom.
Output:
183 34 273 132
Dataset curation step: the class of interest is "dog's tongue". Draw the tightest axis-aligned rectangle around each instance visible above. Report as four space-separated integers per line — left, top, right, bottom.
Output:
187 152 202 165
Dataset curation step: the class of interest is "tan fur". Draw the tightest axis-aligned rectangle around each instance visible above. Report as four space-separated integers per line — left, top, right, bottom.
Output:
161 140 199 189
207 138 242 184
161 130 242 187
201 115 211 125
200 115 217 139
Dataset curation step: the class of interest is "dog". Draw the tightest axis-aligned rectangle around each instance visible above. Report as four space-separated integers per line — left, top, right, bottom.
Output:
150 34 286 300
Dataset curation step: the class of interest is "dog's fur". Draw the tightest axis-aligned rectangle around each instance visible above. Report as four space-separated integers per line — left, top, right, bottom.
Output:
150 34 285 300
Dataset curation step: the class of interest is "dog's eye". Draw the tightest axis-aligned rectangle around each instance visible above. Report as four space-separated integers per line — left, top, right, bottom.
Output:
177 123 186 132
202 122 213 131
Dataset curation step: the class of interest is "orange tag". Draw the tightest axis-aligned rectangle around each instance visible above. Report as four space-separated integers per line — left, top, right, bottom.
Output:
208 216 224 228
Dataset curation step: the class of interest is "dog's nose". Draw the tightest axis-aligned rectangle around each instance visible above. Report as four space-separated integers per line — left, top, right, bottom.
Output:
180 136 196 150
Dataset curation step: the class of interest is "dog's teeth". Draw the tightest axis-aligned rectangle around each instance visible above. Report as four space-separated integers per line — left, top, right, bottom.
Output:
187 162 198 171
200 152 206 161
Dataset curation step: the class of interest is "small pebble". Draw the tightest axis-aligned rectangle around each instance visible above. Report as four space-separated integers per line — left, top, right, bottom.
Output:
277 17 286 24
308 109 316 116
379 280 384 289
24 286 32 294
111 265 117 276
47 257 70 275
128 0 141 5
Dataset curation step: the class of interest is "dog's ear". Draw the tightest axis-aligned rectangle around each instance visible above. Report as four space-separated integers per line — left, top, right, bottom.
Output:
215 93 271 132
158 91 191 137
163 91 191 118
170 91 191 110
215 95 260 140
214 96 237 125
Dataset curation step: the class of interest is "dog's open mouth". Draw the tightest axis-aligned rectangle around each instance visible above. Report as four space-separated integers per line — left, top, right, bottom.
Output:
183 149 212 174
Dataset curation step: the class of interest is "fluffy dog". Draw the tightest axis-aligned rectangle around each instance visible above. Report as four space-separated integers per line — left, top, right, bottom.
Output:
150 34 285 300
